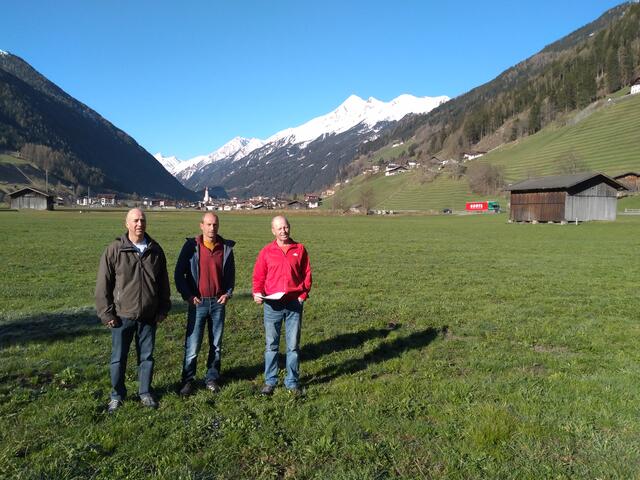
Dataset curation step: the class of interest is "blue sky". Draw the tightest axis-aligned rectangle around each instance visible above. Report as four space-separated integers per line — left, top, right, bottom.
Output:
1 0 623 159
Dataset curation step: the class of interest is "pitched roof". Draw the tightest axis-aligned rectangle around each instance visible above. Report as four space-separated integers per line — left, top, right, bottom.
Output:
506 172 627 191
612 172 640 178
7 187 52 198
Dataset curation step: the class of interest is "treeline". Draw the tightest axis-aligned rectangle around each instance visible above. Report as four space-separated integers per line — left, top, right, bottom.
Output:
19 143 105 186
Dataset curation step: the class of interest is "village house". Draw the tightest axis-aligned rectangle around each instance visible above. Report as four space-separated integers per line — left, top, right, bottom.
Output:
462 151 486 161
385 165 408 176
7 187 53 210
96 193 116 206
613 172 640 191
630 77 640 95
304 194 320 209
507 172 627 223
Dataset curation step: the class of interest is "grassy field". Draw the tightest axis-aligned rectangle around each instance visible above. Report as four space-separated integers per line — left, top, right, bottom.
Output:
329 92 640 212
484 92 640 183
1 210 639 478
324 172 506 213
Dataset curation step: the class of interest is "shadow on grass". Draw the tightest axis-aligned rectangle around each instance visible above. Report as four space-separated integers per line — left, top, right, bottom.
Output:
219 326 398 385
0 310 103 347
307 326 443 385
0 302 190 348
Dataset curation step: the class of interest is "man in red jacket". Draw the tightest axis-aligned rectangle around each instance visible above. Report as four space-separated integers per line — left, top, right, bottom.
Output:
253 215 312 395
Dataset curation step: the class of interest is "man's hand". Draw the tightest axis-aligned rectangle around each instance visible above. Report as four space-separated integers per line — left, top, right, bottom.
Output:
189 296 202 305
217 294 229 305
106 318 121 328
156 313 167 323
253 294 263 305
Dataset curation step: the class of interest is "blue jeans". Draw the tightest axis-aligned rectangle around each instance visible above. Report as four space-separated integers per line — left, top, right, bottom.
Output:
263 299 303 389
181 298 225 383
110 317 156 401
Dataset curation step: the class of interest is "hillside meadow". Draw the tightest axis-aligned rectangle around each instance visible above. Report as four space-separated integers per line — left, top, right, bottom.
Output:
327 91 640 213
1 210 639 478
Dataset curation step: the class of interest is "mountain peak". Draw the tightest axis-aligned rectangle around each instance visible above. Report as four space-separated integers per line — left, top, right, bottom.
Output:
0 49 8 56
265 93 449 146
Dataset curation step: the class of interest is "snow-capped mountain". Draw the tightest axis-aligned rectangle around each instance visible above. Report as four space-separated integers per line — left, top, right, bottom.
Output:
264 94 449 147
158 93 449 197
154 153 180 173
156 136 264 181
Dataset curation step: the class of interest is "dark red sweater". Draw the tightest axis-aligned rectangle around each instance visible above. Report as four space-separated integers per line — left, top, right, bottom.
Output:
197 235 224 298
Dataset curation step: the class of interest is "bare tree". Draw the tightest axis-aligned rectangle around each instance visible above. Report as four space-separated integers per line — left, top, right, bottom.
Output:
359 186 374 212
467 163 504 195
557 151 588 174
332 195 347 212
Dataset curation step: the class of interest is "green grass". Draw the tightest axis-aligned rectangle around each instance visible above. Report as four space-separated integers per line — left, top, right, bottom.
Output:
483 92 640 182
332 92 640 212
325 172 507 213
1 211 640 478
0 153 29 165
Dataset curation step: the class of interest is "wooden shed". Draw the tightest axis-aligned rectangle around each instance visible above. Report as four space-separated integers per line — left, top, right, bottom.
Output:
7 187 54 210
612 172 640 192
507 172 627 223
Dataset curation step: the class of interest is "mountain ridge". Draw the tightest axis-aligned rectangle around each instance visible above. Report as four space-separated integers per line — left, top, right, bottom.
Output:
157 93 449 197
0 51 197 199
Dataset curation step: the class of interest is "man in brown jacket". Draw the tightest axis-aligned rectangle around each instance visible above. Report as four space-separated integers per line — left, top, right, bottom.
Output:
96 208 171 413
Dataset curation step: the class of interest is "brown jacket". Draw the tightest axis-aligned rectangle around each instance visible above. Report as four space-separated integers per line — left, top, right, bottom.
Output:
95 232 171 325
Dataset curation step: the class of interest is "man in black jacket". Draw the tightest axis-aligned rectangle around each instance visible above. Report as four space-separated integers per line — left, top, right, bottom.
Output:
174 212 235 396
96 208 171 413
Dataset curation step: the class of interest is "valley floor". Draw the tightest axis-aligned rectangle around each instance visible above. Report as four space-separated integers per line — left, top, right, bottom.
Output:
1 211 639 478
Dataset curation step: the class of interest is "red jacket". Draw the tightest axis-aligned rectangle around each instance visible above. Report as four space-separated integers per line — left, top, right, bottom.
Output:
252 240 312 301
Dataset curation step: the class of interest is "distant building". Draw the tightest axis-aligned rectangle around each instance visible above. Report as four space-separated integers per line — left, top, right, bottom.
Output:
96 193 116 206
613 172 640 191
286 200 305 210
463 151 486 160
8 187 53 210
304 194 320 209
630 77 640 95
385 165 408 176
507 172 627 223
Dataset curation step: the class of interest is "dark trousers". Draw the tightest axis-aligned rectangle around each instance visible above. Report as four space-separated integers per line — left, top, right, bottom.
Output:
110 317 156 400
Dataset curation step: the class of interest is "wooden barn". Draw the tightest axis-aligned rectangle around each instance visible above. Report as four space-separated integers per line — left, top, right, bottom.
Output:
612 172 640 192
7 187 54 210
507 172 627 223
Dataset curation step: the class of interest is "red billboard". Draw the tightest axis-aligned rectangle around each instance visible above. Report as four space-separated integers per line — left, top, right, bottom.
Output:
465 201 488 211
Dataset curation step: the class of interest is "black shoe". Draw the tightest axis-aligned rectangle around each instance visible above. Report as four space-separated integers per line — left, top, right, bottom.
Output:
205 380 221 393
260 384 275 396
179 381 194 397
107 399 122 414
140 394 158 409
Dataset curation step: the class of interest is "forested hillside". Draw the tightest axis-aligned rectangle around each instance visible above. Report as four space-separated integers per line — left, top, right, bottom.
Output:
0 53 195 199
360 3 640 164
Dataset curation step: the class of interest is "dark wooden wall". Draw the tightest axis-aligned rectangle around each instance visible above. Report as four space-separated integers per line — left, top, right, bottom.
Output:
510 191 566 222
